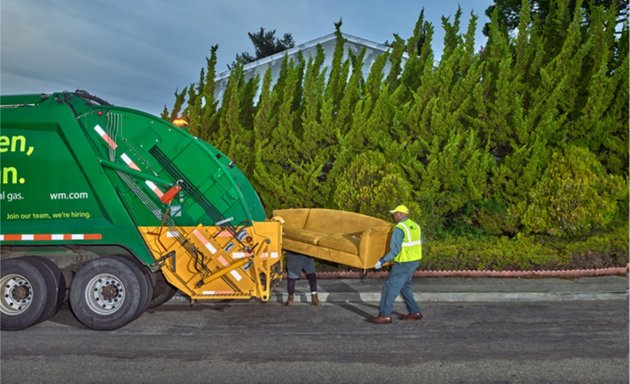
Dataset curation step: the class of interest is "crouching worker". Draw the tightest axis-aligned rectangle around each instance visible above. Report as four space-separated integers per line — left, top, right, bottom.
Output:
285 251 320 306
370 204 423 324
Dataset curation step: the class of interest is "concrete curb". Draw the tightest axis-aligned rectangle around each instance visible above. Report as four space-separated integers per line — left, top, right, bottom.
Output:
169 287 629 305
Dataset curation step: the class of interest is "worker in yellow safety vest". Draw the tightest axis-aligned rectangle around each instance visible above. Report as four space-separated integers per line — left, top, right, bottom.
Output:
370 204 423 324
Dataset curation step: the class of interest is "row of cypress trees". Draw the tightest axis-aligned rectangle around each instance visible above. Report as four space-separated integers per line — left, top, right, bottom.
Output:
163 0 628 269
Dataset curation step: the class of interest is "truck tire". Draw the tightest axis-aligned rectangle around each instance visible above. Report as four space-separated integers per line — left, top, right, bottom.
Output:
0 258 52 331
148 272 178 309
111 256 152 319
69 257 145 330
22 256 66 322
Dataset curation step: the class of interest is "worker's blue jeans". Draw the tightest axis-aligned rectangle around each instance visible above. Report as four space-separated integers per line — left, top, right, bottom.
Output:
378 260 422 317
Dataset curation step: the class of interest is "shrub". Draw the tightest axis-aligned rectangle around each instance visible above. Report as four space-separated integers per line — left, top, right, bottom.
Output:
560 224 630 268
518 146 625 239
332 151 415 219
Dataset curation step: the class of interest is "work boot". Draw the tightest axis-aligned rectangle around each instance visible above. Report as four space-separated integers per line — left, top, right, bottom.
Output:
369 315 393 324
311 293 320 306
285 294 294 306
399 312 423 321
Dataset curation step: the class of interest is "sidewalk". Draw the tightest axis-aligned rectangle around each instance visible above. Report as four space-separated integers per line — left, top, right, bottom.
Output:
170 275 629 304
271 275 629 303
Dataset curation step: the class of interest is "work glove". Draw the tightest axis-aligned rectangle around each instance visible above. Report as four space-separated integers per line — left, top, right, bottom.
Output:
374 260 383 270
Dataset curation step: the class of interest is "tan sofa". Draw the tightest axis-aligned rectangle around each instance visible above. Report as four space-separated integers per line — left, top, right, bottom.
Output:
272 208 393 270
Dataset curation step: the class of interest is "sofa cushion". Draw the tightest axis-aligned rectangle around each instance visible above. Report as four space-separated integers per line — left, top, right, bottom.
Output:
283 229 323 245
317 233 360 255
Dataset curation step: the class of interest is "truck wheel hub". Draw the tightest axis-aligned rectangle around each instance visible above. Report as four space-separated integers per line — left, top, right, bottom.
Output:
85 274 125 315
0 274 33 315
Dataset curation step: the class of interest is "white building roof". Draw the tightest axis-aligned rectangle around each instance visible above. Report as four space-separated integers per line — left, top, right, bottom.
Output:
213 32 408 102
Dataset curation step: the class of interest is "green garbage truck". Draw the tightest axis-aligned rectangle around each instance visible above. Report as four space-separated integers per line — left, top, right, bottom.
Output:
0 91 284 331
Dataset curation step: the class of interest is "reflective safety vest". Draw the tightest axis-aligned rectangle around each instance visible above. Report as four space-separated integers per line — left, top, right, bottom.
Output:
394 219 422 262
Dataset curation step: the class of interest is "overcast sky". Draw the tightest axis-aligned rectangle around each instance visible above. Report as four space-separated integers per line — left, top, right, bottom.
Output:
1 0 493 116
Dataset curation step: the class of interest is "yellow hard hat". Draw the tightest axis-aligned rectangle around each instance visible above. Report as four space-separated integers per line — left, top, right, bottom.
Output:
389 205 409 214
172 118 188 127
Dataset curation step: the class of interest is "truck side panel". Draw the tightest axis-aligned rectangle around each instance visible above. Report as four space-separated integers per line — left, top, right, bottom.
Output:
1 101 155 265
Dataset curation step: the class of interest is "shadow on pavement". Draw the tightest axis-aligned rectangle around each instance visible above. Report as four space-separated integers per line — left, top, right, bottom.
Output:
327 280 373 319
324 280 403 321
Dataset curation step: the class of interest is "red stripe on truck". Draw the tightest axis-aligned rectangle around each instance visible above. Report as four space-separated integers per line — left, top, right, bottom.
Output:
94 125 118 149
0 233 102 241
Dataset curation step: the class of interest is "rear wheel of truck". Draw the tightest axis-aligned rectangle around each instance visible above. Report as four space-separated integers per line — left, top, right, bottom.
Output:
69 257 145 330
22 256 66 322
0 258 52 331
111 256 152 319
148 271 178 309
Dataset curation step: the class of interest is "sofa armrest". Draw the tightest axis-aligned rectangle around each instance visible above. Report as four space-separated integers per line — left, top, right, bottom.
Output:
358 225 393 268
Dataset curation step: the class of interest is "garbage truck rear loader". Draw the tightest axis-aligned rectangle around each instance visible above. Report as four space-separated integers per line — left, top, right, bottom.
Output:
0 91 283 331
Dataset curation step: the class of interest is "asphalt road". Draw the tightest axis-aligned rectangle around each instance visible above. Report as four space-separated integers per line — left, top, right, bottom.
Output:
1 299 628 384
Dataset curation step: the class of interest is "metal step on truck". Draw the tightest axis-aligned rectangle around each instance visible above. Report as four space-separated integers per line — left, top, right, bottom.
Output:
0 90 284 331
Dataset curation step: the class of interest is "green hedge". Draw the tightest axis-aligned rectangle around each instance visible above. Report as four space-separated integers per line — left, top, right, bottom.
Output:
419 226 628 271
562 225 629 269
422 235 569 271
